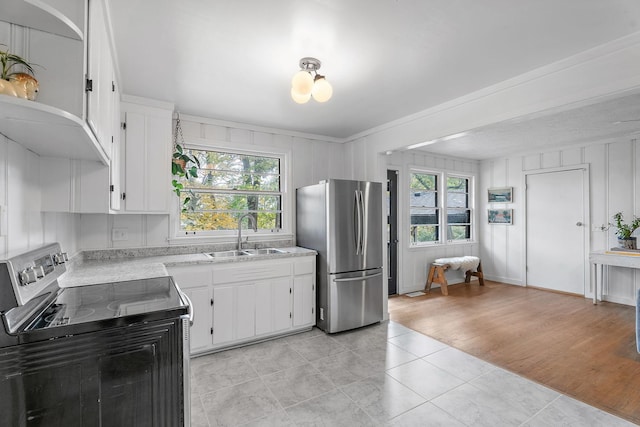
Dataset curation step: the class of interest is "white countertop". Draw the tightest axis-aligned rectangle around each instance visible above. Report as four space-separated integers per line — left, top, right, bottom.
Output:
58 247 316 287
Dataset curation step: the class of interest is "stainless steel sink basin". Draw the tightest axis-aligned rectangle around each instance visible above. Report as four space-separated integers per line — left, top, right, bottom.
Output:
205 250 253 258
243 248 288 255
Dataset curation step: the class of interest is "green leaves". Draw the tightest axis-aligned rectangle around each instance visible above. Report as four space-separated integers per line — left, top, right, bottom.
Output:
171 144 201 211
0 45 38 80
613 212 640 239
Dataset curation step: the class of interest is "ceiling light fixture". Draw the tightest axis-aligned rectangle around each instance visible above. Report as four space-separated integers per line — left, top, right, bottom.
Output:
291 57 333 104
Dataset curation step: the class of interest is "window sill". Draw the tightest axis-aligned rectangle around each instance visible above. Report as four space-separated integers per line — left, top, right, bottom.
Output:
168 232 294 246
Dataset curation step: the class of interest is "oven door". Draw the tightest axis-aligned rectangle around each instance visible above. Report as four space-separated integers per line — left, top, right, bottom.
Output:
0 318 186 427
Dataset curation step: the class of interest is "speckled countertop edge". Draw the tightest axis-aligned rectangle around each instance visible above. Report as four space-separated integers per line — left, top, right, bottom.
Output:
59 245 317 288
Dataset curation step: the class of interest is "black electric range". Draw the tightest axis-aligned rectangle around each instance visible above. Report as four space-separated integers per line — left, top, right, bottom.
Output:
0 243 191 427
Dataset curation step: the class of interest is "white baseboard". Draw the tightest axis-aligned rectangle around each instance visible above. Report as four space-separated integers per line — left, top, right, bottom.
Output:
484 275 523 286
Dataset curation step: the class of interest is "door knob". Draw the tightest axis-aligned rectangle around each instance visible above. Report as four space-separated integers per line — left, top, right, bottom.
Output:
576 222 583 226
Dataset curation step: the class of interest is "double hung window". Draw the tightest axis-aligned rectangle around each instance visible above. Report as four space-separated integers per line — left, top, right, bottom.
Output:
177 147 283 233
410 172 439 244
410 170 473 246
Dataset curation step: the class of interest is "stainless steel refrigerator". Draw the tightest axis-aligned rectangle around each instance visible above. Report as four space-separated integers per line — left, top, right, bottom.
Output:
296 179 384 333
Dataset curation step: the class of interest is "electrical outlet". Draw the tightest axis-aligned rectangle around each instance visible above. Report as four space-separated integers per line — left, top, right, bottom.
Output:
112 228 128 241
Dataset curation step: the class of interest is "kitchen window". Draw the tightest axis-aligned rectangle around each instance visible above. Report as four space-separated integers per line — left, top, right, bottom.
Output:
177 148 283 234
410 170 474 246
410 172 440 244
446 175 472 241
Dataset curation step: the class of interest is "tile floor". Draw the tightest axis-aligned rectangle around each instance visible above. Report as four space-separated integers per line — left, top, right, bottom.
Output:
190 321 636 426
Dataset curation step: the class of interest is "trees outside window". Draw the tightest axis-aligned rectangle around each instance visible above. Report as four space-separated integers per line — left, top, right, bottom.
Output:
178 149 282 232
410 170 473 246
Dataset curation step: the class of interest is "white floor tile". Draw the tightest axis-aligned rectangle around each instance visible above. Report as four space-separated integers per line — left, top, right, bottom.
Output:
387 402 466 427
388 331 448 357
352 341 419 371
469 368 560 416
522 395 637 427
431 382 534 426
424 346 497 381
340 373 426 422
387 359 465 400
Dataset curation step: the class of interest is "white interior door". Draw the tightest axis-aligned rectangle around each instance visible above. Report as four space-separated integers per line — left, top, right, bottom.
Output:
526 168 587 295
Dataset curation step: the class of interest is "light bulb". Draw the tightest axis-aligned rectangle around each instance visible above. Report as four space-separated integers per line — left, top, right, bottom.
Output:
291 71 314 95
291 87 311 104
311 77 333 102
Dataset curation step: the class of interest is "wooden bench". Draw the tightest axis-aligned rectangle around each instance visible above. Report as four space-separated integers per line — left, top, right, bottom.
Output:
424 257 484 296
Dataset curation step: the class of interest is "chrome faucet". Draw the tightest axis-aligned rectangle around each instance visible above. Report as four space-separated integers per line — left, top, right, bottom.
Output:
237 213 257 250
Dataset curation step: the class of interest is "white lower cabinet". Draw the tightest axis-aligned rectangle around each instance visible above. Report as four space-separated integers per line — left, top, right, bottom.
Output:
293 275 314 327
256 278 293 336
168 255 315 355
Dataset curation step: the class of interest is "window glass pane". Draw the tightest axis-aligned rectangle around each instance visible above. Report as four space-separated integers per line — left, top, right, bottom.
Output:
410 208 439 225
447 177 468 192
448 225 470 240
447 209 470 224
411 225 439 243
410 173 437 190
188 150 280 175
181 193 281 212
179 149 282 232
410 190 437 208
186 170 280 191
447 192 467 208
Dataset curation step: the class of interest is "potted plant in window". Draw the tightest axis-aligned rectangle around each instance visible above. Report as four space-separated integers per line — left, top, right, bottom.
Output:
0 45 39 100
612 212 640 250
171 114 200 212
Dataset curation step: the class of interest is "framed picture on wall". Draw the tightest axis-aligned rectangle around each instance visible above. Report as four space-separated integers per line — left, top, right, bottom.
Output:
488 187 513 203
488 209 513 225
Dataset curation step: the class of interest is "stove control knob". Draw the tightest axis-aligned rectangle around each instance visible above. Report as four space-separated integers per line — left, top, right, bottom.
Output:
19 268 38 285
53 252 68 264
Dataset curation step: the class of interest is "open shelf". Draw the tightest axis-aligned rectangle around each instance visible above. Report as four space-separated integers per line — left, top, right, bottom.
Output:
0 0 83 40
0 96 108 164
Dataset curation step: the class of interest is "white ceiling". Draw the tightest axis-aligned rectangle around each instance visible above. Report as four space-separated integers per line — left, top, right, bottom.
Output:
106 0 640 157
416 90 640 160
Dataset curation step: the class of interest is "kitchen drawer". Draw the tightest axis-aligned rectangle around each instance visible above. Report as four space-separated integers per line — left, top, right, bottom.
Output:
212 260 292 285
294 258 314 276
167 265 212 289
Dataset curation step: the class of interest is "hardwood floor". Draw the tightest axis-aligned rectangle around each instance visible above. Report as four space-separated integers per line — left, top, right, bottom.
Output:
388 280 640 425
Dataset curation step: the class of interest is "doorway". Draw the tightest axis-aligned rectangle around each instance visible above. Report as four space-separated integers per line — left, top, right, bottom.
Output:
525 167 589 295
387 170 398 295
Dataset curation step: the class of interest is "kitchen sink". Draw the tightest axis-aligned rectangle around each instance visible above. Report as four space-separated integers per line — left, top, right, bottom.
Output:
243 248 288 255
204 248 288 258
205 250 253 258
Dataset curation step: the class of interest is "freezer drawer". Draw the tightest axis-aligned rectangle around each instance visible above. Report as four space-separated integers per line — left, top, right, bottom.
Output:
324 268 383 333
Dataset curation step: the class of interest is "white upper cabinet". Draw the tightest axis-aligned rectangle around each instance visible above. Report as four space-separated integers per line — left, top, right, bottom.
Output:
110 76 121 211
86 0 115 157
121 96 173 213
0 0 111 164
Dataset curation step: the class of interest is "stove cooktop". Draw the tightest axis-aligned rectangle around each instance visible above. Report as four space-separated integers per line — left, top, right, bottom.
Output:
22 276 188 340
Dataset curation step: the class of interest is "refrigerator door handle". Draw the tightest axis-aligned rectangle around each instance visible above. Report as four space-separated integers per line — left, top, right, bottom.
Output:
354 190 362 255
358 190 365 256
333 272 383 282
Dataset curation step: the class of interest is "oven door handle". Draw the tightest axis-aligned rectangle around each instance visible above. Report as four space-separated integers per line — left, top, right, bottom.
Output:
179 289 194 326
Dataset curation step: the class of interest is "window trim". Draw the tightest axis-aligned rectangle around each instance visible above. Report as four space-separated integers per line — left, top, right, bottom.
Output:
170 139 292 242
408 167 475 247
